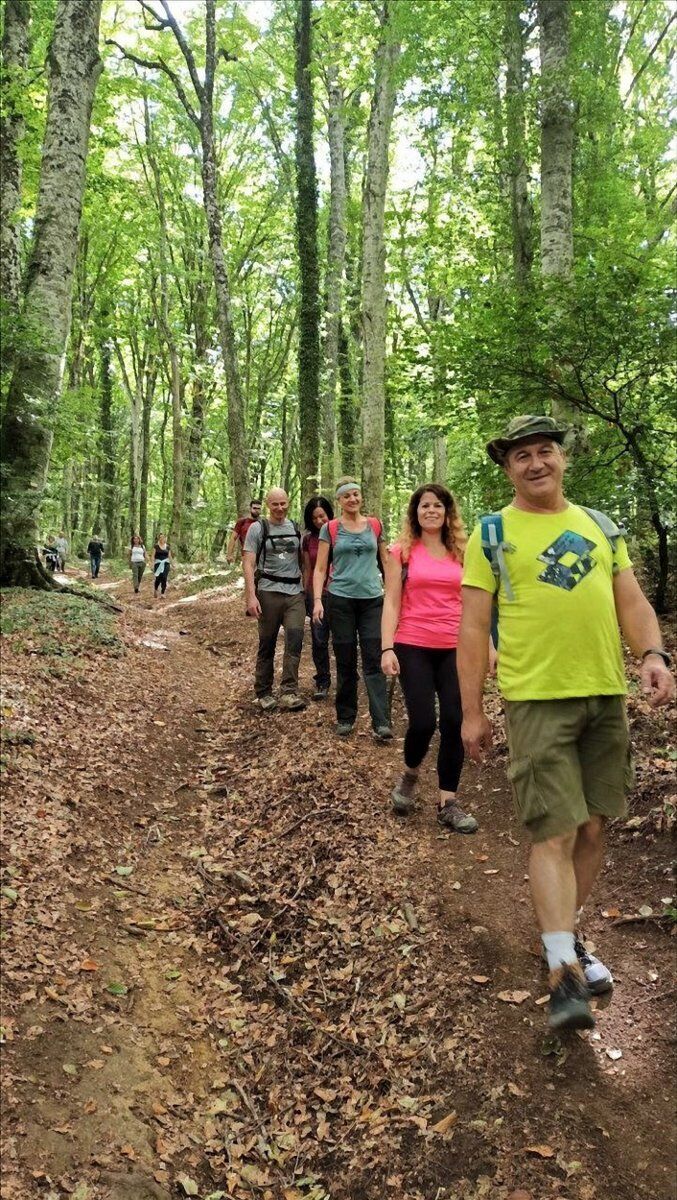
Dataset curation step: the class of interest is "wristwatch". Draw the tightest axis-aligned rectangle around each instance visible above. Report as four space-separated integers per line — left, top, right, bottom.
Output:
641 647 671 667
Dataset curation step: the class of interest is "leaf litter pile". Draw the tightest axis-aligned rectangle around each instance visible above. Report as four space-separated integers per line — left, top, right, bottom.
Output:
1 582 675 1200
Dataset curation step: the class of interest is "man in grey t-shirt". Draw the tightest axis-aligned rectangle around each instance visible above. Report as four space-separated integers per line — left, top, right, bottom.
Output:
242 488 307 711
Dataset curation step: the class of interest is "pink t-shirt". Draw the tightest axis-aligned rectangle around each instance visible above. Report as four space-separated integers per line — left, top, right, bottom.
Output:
390 541 463 649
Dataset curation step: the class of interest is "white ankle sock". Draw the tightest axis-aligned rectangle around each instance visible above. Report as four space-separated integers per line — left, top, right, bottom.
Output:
542 931 577 972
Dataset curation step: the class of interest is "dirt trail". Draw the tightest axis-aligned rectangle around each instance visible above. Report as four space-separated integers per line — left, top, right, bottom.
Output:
1 571 675 1200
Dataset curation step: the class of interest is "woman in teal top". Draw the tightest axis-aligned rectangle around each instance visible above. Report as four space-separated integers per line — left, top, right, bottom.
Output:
312 479 392 740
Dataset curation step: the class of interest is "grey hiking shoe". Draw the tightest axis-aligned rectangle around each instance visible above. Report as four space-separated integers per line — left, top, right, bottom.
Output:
437 801 478 834
373 725 394 742
279 693 307 711
258 694 277 711
391 771 418 815
312 686 329 701
548 961 595 1032
335 722 354 737
541 938 614 997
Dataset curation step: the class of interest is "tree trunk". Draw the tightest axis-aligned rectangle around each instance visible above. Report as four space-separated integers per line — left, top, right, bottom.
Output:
538 0 573 281
202 0 251 514
0 0 103 587
360 1 400 515
505 0 533 286
99 333 118 555
624 431 670 614
321 63 347 494
139 365 154 546
0 0 30 315
294 0 321 496
538 0 585 445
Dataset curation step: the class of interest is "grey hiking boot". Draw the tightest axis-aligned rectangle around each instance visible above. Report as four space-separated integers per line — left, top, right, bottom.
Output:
437 801 478 834
391 771 418 815
258 694 277 712
279 693 307 711
373 725 394 742
541 938 614 997
548 961 595 1032
335 722 354 737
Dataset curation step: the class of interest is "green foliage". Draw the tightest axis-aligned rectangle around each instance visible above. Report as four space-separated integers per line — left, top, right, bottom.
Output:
0 589 123 657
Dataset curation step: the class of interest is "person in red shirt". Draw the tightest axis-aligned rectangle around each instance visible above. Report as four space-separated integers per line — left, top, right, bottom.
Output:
227 499 262 562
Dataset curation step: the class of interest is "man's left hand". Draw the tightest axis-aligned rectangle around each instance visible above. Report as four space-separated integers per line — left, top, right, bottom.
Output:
640 654 675 708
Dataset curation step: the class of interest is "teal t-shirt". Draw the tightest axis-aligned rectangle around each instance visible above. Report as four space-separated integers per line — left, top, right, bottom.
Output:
320 520 383 599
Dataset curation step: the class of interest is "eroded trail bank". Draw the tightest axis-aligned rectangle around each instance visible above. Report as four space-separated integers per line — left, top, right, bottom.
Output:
1 579 675 1200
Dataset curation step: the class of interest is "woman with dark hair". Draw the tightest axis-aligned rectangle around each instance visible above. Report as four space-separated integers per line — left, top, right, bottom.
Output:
302 495 334 700
152 533 172 599
381 483 479 833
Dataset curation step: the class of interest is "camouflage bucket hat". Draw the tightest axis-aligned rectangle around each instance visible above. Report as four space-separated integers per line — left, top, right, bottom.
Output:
486 414 570 465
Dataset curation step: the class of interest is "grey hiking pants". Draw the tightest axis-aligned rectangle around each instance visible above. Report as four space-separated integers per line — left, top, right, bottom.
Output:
255 590 305 697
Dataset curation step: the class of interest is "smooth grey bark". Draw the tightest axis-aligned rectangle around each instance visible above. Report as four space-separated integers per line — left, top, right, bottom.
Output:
320 62 347 494
107 0 252 516
295 0 321 495
538 0 583 443
0 0 103 586
0 0 30 314
360 1 400 515
142 97 184 551
538 0 573 279
505 0 533 286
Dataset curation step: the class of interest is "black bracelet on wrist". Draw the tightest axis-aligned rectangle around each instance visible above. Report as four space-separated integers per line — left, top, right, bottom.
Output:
381 647 394 655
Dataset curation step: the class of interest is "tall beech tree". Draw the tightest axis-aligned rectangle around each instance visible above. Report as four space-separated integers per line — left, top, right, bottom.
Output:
0 0 103 586
0 0 30 317
294 0 321 494
360 0 400 515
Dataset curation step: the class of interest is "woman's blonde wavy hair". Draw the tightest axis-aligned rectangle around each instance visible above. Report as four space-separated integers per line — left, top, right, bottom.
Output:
398 483 467 563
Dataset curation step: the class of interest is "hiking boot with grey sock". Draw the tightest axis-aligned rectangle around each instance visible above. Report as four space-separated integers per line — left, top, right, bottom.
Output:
548 961 595 1032
279 693 307 711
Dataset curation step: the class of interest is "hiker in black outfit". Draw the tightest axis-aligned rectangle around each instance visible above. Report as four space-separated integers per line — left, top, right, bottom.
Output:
87 535 104 578
152 534 172 598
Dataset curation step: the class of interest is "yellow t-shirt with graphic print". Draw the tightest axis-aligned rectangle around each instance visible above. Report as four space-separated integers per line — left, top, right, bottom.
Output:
462 504 631 701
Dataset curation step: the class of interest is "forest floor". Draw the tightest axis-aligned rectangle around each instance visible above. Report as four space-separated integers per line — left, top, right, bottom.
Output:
1 564 675 1200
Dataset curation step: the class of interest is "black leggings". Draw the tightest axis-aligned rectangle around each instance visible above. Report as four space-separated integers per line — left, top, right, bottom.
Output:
394 643 464 793
154 565 170 594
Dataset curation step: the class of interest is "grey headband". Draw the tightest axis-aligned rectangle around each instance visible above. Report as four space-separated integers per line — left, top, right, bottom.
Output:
336 481 361 498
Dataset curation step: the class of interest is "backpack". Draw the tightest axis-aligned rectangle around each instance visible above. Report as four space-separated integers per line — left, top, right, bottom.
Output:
480 506 627 604
255 518 303 584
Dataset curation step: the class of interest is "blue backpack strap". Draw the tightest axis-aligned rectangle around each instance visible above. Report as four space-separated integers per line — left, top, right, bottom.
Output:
579 506 626 552
480 512 515 601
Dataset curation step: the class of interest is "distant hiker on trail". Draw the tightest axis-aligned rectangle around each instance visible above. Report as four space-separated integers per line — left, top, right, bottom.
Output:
242 488 306 712
227 499 263 563
129 535 147 593
382 483 479 834
312 479 393 741
458 414 675 1033
55 532 69 572
42 536 59 574
87 534 104 579
302 495 334 701
152 534 172 598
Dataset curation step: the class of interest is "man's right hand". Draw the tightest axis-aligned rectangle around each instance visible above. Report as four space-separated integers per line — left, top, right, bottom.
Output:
246 596 261 618
461 712 493 762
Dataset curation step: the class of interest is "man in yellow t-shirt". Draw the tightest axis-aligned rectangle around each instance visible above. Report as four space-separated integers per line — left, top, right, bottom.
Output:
458 414 674 1033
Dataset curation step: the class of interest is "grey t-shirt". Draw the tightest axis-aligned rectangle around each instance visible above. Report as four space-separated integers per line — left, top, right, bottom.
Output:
244 518 303 595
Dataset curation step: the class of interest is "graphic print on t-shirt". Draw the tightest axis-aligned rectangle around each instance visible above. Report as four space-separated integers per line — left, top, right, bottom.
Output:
537 530 597 591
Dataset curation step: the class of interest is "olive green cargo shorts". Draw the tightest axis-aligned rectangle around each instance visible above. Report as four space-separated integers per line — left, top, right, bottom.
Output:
504 695 633 843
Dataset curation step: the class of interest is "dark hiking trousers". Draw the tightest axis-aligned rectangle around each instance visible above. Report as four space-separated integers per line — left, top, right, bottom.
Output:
305 591 331 690
132 563 145 591
255 590 305 697
90 554 101 578
395 643 465 792
326 593 389 730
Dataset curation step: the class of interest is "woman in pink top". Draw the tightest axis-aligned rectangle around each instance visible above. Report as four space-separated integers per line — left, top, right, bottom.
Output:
381 483 478 833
